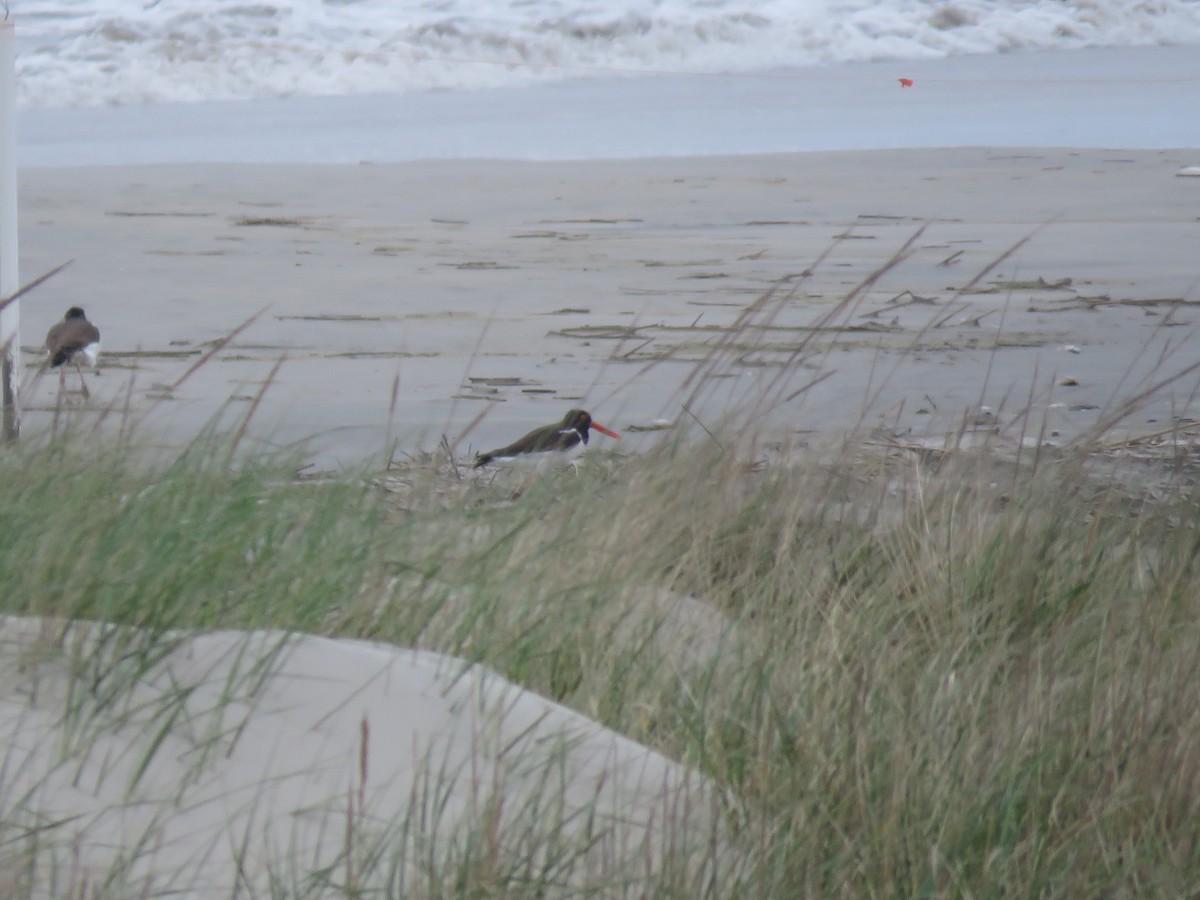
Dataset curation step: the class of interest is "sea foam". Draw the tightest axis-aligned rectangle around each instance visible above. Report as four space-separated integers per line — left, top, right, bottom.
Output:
15 0 1200 108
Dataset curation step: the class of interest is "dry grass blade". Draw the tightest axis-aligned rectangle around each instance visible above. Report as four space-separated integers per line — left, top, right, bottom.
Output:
444 316 495 438
827 228 1042 435
170 306 268 392
0 260 73 314
752 223 928 421
945 227 1042 305
226 354 286 465
448 401 495 456
1093 419 1200 451
680 403 724 452
1074 357 1200 447
679 277 790 404
439 433 462 480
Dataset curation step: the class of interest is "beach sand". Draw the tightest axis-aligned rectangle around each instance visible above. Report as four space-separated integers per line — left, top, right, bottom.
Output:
18 146 1200 466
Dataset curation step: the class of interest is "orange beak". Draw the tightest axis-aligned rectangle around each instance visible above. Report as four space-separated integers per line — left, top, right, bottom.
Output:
590 421 621 440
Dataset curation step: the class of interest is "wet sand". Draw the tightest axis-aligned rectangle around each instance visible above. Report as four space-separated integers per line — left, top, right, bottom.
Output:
18 147 1200 466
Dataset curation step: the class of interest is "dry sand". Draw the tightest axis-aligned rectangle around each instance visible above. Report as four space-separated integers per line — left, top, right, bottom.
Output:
0 616 726 894
18 147 1200 466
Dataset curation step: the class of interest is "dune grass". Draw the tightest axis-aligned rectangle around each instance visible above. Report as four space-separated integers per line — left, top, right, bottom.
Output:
2 239 1199 896
1 407 1197 896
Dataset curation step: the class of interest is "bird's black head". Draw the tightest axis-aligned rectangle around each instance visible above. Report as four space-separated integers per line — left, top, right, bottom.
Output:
64 307 87 320
562 409 593 442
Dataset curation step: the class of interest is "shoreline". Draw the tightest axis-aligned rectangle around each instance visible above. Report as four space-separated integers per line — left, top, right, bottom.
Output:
19 46 1200 168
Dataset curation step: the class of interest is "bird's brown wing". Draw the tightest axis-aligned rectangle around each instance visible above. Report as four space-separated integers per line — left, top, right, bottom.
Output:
474 422 578 467
46 320 100 367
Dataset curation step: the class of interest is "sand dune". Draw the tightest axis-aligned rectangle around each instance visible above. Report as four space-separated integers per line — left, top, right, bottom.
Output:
0 616 726 895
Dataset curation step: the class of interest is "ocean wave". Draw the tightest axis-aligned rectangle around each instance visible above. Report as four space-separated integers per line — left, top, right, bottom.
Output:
14 0 1200 108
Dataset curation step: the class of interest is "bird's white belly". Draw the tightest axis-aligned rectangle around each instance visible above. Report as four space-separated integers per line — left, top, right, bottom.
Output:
80 341 101 368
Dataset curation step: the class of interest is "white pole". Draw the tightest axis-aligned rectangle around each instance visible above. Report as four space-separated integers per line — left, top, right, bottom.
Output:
0 20 19 441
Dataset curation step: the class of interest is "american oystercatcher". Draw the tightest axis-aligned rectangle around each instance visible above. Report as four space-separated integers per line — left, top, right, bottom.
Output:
474 409 621 468
45 306 101 399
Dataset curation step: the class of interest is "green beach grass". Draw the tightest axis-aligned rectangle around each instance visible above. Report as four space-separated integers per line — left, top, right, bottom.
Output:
2 405 1198 896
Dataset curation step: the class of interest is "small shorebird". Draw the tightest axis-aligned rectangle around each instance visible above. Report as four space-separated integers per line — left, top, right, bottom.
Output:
45 306 101 399
474 409 621 468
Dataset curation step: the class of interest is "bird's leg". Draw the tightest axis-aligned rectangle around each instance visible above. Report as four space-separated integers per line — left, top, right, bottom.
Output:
74 360 90 400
